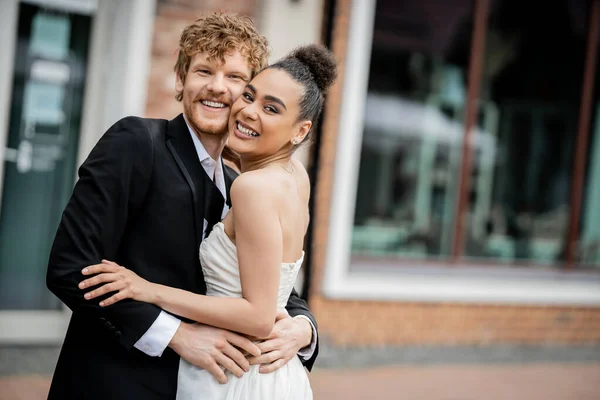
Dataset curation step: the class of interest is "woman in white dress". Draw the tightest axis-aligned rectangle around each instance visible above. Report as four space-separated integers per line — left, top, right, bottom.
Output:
78 44 337 400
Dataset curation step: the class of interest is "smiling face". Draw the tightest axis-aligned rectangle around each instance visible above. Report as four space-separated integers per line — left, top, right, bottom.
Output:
177 50 252 138
227 68 312 160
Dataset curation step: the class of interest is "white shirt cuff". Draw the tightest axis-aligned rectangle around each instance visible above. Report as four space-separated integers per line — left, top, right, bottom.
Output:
134 311 181 357
294 315 317 360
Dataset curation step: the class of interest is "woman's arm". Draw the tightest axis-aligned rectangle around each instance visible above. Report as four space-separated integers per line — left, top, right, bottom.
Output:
80 173 283 338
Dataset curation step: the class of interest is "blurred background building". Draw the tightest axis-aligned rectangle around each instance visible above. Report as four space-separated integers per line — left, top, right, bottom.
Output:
0 0 324 344
312 0 600 349
1 0 600 376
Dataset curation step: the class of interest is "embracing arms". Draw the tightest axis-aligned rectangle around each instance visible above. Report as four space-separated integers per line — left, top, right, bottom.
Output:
46 117 161 349
159 174 284 337
82 174 285 338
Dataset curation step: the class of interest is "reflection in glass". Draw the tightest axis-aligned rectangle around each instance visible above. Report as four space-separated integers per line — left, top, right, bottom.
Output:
352 0 474 259
580 42 600 267
463 0 588 265
0 4 91 309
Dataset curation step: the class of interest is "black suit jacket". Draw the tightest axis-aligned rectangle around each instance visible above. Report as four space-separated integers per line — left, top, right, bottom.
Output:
46 114 318 400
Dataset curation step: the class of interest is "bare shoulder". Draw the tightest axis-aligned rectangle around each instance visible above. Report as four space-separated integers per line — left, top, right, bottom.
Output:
290 158 310 190
230 169 279 206
230 162 309 209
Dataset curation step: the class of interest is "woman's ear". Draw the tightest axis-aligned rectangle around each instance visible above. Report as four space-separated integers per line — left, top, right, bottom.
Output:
292 121 312 145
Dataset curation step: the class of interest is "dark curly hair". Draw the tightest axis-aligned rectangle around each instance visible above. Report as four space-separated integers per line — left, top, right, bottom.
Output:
267 44 337 143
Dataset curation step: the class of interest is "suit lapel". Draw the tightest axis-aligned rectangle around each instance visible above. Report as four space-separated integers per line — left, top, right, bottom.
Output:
166 114 205 248
222 161 238 208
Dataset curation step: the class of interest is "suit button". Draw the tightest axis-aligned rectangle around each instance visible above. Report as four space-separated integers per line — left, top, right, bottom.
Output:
104 321 112 329
100 317 106 322
114 331 121 339
109 325 116 333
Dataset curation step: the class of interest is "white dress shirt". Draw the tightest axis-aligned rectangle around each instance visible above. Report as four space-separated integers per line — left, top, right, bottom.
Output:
134 120 317 359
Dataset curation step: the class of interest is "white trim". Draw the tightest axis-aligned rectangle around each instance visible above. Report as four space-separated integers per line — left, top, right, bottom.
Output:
322 0 375 294
0 0 19 211
21 0 98 14
328 264 600 306
0 311 71 344
320 0 600 306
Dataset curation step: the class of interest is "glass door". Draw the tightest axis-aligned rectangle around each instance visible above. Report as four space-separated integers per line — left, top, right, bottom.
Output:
0 0 94 341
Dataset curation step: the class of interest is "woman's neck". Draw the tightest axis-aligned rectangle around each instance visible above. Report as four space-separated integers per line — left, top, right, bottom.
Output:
240 153 293 173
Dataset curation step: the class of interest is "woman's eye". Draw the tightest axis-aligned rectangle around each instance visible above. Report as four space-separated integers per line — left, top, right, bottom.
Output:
264 105 278 114
242 92 253 101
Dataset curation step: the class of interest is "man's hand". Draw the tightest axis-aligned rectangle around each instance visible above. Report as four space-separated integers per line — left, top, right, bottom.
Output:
247 309 312 374
169 322 261 384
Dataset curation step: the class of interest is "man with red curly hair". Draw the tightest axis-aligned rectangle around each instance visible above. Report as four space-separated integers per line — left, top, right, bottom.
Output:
46 13 318 400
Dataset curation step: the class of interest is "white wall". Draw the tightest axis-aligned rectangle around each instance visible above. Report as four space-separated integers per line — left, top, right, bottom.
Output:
77 0 156 167
259 0 324 63
259 0 325 166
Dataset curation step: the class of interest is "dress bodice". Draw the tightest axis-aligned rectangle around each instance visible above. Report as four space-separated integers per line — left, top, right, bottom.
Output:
199 222 304 308
178 222 312 400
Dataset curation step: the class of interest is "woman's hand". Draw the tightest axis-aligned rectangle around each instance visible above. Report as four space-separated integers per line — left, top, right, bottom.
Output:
79 260 156 306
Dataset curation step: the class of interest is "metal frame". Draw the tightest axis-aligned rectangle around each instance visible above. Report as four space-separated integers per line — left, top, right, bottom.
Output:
566 0 600 269
452 0 489 259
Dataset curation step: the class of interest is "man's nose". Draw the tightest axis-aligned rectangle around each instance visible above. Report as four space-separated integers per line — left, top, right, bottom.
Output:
207 74 227 94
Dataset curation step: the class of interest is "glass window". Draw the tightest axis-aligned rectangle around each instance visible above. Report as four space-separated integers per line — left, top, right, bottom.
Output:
351 0 474 260
463 0 589 266
580 26 600 268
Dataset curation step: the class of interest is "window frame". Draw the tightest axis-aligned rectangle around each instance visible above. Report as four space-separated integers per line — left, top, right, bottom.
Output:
320 0 600 304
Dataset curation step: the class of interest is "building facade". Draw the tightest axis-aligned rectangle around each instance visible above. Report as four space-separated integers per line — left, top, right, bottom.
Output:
0 0 324 344
1 0 599 350
310 0 600 346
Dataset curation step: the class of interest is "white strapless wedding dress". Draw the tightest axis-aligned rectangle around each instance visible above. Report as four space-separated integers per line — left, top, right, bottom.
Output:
176 222 313 400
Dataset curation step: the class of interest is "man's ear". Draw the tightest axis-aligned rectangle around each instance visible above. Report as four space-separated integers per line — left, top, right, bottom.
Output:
175 72 184 93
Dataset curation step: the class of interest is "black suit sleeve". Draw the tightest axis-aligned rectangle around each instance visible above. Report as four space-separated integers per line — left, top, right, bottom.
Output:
47 117 161 350
285 288 319 371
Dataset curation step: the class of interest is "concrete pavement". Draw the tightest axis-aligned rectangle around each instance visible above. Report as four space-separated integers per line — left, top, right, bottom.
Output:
1 363 599 399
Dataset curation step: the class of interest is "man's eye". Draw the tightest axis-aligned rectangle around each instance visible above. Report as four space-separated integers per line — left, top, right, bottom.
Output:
197 69 210 75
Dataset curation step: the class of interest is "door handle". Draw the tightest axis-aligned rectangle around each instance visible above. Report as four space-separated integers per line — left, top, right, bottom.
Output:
3 140 33 173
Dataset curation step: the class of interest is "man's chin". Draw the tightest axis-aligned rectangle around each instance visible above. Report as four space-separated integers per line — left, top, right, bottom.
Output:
189 118 228 137
201 125 228 136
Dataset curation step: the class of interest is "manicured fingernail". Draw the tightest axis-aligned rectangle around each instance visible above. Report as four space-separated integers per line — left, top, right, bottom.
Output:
79 282 85 288
82 268 88 274
99 301 105 307
84 293 90 299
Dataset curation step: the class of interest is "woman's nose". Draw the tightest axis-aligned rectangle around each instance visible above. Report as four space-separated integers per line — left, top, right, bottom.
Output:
240 103 258 120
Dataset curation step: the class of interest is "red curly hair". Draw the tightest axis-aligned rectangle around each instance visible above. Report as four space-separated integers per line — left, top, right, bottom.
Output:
174 13 270 102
